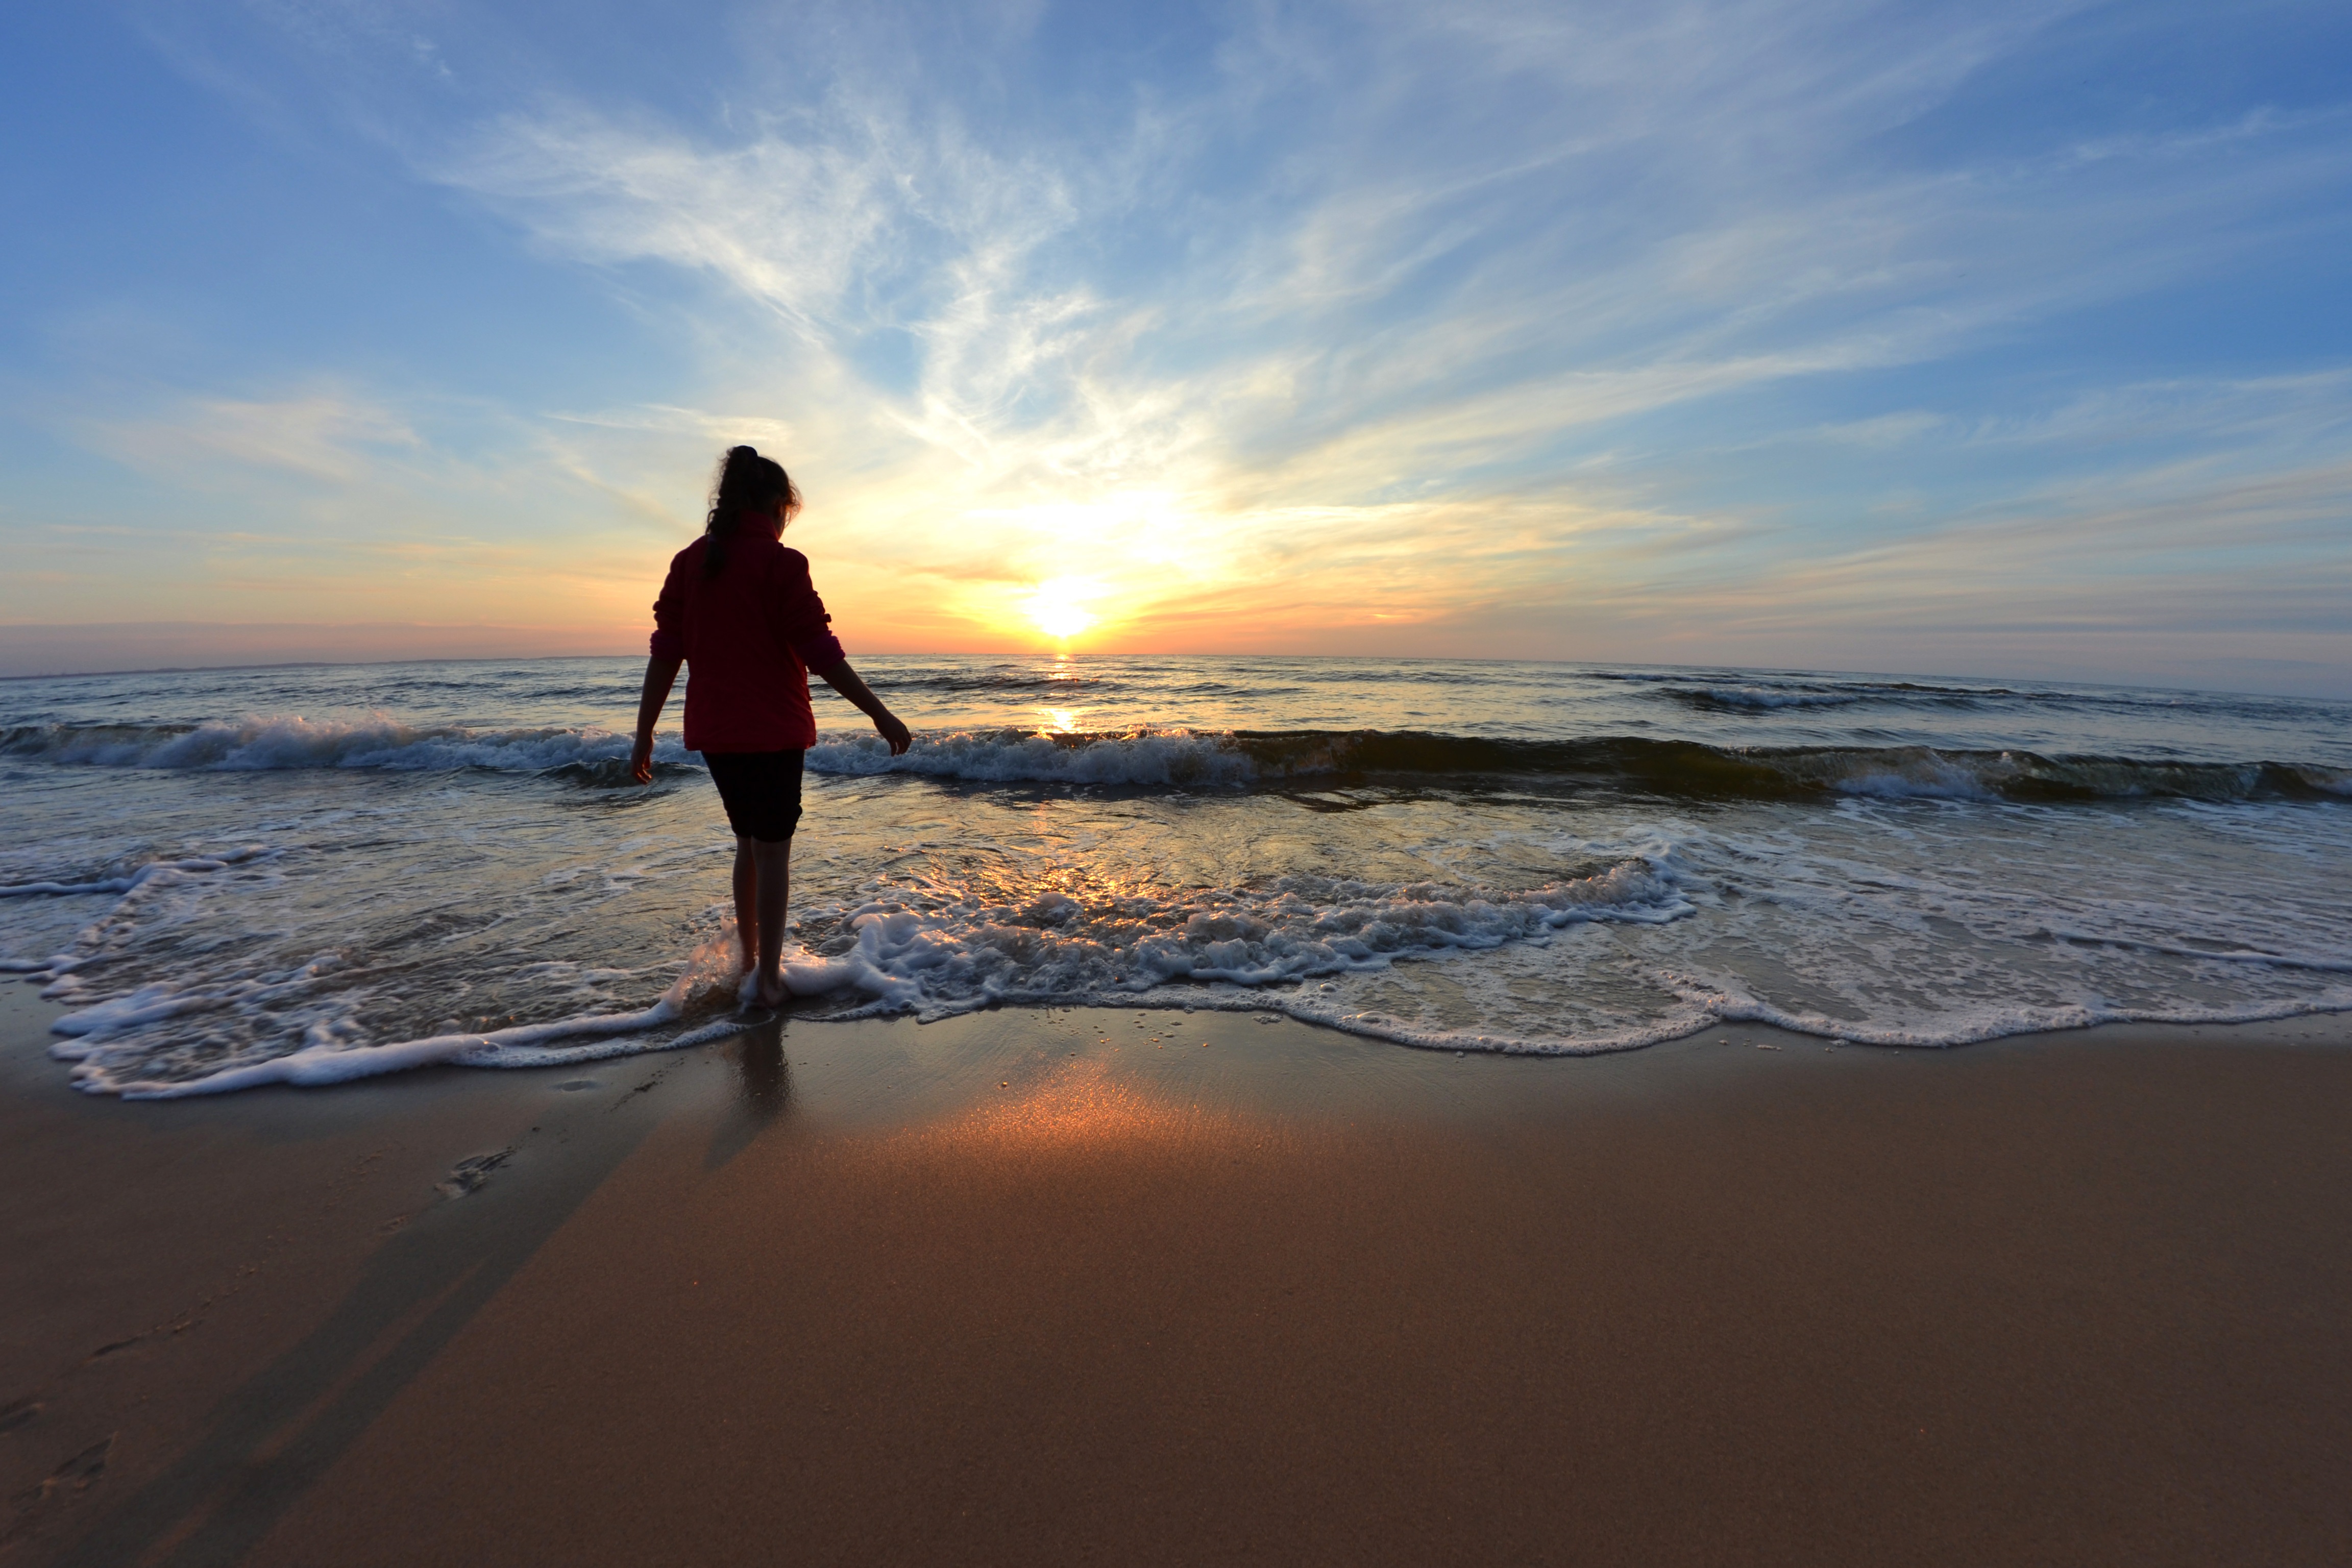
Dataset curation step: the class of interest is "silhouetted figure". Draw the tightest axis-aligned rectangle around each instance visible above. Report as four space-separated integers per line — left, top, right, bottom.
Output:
630 445 911 1008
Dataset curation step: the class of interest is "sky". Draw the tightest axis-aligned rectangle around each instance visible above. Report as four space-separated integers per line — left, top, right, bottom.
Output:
2 1 2348 692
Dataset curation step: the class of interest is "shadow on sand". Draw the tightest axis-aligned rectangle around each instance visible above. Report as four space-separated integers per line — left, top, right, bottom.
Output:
54 1081 674 1568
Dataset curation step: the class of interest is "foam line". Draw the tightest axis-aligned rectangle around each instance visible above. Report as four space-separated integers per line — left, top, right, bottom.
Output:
77 997 688 1099
0 850 267 898
721 855 1698 1030
1092 969 2352 1059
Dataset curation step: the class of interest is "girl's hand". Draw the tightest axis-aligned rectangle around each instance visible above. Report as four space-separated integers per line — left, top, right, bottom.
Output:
629 733 656 784
874 712 913 756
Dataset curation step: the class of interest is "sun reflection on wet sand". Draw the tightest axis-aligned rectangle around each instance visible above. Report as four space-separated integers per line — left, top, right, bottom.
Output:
893 1054 1232 1157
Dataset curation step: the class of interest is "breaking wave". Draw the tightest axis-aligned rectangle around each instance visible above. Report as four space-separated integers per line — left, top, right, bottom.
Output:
1662 686 1866 711
9 717 2348 804
1 716 699 778
813 728 2350 802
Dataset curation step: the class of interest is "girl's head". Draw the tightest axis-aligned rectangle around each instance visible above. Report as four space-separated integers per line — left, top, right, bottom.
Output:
703 445 801 575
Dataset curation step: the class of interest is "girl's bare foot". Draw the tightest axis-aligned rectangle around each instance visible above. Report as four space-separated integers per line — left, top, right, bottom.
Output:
755 970 791 1009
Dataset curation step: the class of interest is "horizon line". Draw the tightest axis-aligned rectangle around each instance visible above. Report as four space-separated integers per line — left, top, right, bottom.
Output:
0 649 2329 707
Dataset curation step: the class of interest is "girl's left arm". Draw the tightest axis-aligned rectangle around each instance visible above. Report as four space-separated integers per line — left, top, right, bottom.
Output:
813 657 912 756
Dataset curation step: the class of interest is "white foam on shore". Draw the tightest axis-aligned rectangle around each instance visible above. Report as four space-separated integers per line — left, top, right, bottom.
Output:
1293 967 2352 1058
34 792 2352 1097
43 847 1697 1094
4 848 282 989
763 853 1696 1023
0 848 275 900
62 995 686 1097
57 926 762 1098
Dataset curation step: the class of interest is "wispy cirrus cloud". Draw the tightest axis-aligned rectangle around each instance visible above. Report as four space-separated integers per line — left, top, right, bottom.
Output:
422 2 2342 496
99 390 420 483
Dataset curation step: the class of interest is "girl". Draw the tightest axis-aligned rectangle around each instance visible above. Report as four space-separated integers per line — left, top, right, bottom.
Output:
629 446 911 1008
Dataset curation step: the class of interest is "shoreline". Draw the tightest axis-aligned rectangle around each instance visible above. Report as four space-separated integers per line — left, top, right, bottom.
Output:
5 983 2349 1563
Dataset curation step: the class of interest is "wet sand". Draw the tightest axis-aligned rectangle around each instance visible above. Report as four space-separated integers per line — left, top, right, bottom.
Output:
4 983 2349 1566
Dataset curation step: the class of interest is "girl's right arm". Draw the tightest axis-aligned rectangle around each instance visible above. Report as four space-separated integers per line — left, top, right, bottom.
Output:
629 656 682 783
636 555 689 783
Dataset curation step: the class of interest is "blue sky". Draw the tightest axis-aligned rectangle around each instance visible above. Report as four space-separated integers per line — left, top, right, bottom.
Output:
3 1 2348 691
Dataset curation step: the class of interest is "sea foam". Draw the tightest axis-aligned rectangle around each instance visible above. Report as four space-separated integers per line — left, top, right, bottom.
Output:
774 854 1696 1020
55 924 760 1098
0 847 275 899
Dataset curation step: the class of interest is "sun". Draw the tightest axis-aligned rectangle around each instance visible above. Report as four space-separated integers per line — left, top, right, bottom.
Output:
1025 580 1097 641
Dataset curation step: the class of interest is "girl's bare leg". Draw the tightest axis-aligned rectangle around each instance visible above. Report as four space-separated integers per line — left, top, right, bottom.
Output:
750 839 792 1007
731 839 759 972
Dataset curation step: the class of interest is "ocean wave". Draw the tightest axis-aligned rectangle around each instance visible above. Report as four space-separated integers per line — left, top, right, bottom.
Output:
1 716 696 777
1252 732 2352 802
1654 679 2071 712
1227 731 2344 802
808 728 1257 786
9 716 2347 805
864 669 1110 695
1662 686 1864 710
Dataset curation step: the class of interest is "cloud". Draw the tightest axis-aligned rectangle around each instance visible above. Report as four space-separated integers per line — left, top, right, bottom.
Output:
1664 452 2352 635
422 2 2340 511
99 390 420 482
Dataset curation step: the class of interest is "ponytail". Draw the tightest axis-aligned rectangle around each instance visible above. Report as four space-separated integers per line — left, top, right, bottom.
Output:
703 445 799 577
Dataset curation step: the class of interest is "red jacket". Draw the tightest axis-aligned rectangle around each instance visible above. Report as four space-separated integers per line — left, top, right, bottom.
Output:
650 522 846 753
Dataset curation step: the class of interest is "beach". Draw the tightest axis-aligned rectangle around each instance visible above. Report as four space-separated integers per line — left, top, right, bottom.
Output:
8 979 2348 1566
10 0 2351 1557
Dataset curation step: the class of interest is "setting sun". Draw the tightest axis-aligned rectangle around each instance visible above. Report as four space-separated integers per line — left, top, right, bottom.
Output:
1025 580 1097 641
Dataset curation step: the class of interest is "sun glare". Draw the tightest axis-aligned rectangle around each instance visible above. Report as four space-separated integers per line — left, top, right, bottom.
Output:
1025 580 1097 641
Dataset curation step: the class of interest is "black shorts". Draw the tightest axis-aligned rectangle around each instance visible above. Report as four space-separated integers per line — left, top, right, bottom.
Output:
702 749 805 843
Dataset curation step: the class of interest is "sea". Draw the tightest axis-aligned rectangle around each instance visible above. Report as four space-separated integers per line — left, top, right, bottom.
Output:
4 654 2348 1098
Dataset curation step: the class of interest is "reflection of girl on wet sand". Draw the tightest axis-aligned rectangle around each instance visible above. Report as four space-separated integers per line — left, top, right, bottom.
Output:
629 445 911 1008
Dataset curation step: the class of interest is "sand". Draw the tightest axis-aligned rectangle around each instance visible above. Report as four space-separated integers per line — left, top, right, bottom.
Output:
4 981 2348 1566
